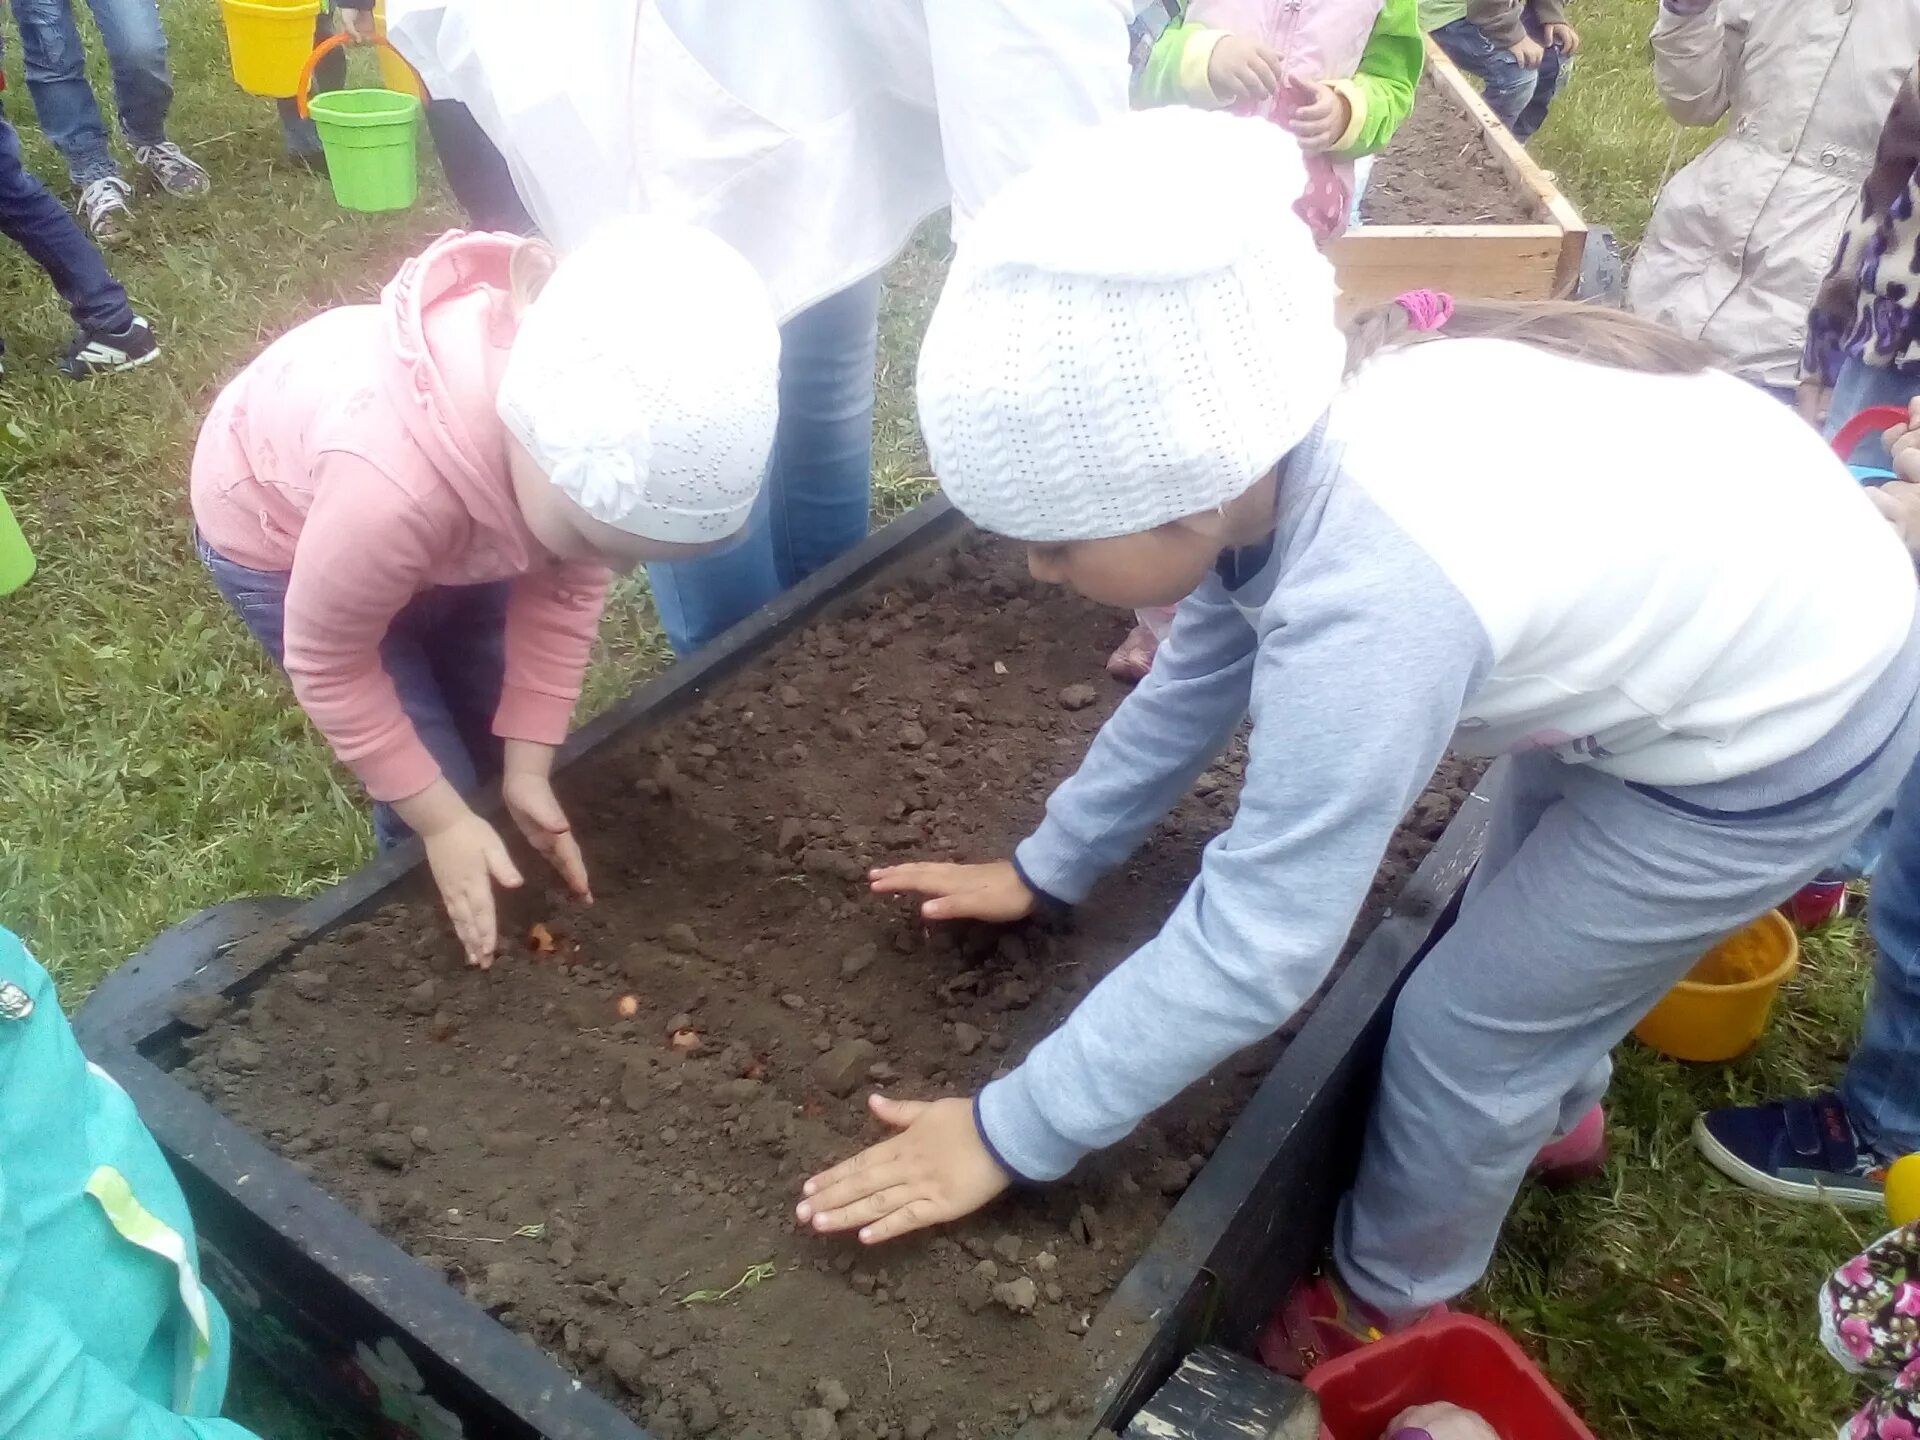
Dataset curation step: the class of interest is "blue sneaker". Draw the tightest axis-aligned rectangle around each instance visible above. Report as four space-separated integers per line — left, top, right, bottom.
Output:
1693 1091 1890 1209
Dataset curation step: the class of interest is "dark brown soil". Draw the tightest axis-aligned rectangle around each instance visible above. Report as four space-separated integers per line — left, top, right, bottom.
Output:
1362 73 1538 225
185 534 1475 1440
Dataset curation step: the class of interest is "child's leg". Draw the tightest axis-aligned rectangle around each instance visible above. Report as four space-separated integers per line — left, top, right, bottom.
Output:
1848 759 1920 1159
1428 19 1540 137
81 0 174 151
1335 729 1918 1320
0 106 136 335
9 0 117 187
1508 27 1564 144
275 12 342 158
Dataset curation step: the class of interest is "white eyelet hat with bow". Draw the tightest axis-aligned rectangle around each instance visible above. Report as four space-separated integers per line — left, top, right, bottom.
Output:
916 106 1345 544
497 215 780 544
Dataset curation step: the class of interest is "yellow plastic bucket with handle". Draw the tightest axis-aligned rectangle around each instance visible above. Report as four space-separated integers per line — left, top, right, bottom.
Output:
217 0 323 98
370 0 425 99
1633 910 1799 1062
0 486 37 597
1889 1154 1920 1227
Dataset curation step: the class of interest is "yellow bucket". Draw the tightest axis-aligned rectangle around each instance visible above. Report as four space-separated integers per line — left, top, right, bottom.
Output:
218 0 323 98
1889 1155 1920 1227
1633 910 1799 1063
371 0 425 100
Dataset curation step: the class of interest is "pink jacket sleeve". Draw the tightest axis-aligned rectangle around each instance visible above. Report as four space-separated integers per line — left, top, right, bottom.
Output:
494 561 611 748
281 456 463 803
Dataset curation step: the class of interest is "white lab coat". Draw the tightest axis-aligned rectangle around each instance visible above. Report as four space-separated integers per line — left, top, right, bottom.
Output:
1626 0 1920 389
385 0 1134 320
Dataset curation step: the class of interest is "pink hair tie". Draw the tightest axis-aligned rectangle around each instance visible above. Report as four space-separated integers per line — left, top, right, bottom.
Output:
1394 289 1455 331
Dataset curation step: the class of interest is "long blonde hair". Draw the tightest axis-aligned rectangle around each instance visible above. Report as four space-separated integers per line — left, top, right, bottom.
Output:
1342 298 1719 378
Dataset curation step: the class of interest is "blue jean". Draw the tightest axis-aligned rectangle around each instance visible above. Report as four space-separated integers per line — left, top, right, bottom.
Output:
1829 354 1919 473
1429 18 1565 143
196 534 510 851
645 274 885 654
8 0 171 185
1853 757 1920 1158
0 98 131 335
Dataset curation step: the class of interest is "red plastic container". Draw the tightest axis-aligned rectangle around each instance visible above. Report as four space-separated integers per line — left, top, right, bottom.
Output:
1305 1315 1593 1440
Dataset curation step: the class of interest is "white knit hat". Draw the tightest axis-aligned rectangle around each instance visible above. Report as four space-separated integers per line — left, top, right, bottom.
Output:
917 107 1345 543
498 216 780 544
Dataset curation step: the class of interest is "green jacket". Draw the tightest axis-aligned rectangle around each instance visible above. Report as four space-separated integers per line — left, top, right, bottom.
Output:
0 926 253 1440
1135 0 1423 158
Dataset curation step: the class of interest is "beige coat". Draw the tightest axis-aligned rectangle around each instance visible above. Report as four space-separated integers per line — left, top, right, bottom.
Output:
1627 0 1920 389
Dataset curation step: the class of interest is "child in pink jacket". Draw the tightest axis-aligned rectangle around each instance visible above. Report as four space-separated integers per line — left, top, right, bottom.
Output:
191 219 780 967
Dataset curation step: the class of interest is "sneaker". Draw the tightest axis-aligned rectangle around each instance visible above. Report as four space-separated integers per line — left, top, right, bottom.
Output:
1529 1103 1609 1185
1694 1091 1890 1209
1784 880 1849 929
133 141 211 198
77 176 134 246
1255 1270 1445 1378
58 315 159 379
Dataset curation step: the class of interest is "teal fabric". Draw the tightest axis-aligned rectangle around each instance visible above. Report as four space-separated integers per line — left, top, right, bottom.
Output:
0 926 254 1440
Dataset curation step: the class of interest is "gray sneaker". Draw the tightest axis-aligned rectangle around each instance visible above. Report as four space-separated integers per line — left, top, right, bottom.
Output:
133 141 211 198
78 176 134 246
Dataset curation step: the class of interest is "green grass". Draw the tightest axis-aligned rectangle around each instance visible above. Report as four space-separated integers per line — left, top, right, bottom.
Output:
0 4 1882 1438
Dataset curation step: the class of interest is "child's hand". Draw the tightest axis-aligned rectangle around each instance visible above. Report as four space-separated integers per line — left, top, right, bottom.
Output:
1509 35 1546 67
1886 398 1920 483
337 4 377 43
1287 79 1353 153
421 811 524 968
501 742 592 904
1207 35 1285 104
1869 482 1920 557
796 1095 1012 1243
869 861 1036 923
1541 22 1580 54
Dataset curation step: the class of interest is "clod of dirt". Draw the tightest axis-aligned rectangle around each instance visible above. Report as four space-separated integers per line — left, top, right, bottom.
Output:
991 1234 1022 1264
289 971 330 1002
713 1078 763 1106
905 1419 935 1440
663 924 702 955
484 1131 538 1158
972 1260 998 1284
839 945 878 982
792 1409 840 1440
1069 1203 1102 1248
619 1060 650 1114
1032 1251 1058 1273
684 1385 722 1437
219 1035 264 1071
813 1378 851 1415
896 722 927 751
1153 1158 1194 1197
992 1277 1038 1315
952 1023 983 1056
778 818 809 855
367 1133 412 1171
803 848 866 883
473 1260 525 1313
813 1040 879 1097
605 1338 648 1395
171 993 231 1032
404 979 438 1016
1057 683 1098 712
780 686 804 707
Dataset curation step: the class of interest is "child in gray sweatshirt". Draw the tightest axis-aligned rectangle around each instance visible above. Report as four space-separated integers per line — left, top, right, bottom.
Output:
794 107 1920 1372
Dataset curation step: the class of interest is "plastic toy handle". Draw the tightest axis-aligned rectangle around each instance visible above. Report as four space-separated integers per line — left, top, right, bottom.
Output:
294 30 423 117
1830 405 1912 466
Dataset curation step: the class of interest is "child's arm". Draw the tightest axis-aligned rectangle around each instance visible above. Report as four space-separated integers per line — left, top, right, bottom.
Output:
1325 0 1424 157
1649 0 1742 128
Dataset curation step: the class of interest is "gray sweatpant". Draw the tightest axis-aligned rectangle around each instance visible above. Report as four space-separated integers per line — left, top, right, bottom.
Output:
1335 703 1920 1319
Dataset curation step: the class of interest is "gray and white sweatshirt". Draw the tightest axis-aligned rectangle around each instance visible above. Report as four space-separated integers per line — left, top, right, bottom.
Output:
978 338 1920 1181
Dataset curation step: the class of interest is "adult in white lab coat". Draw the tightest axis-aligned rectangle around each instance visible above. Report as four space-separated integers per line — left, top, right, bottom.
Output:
386 0 1134 653
1627 0 1920 397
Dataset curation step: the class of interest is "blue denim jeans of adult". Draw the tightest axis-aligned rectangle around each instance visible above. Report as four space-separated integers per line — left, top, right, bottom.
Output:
0 100 132 336
8 0 172 186
1851 756 1920 1158
195 532 511 852
645 274 885 654
1429 18 1565 143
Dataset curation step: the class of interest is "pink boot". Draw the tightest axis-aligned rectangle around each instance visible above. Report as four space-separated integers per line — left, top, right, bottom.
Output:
1256 1271 1445 1378
1783 880 1848 929
1529 1104 1608 1186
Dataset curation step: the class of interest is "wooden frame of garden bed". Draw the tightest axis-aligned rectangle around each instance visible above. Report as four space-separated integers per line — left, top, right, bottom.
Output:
1329 39 1587 307
77 500 1495 1440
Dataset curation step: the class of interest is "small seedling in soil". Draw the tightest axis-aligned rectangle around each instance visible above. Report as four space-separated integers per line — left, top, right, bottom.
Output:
680 1260 776 1307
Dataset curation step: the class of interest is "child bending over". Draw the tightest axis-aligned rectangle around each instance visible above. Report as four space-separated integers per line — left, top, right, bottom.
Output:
795 109 1920 1376
192 219 779 967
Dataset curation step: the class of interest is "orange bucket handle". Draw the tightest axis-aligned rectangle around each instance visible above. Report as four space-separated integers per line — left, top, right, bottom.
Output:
1831 404 1911 465
295 30 424 118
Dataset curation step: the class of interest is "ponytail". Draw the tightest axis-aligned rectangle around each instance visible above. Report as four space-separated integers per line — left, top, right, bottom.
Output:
1343 296 1720 378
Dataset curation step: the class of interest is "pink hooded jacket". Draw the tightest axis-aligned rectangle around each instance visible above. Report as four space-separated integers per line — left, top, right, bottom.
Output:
190 231 611 803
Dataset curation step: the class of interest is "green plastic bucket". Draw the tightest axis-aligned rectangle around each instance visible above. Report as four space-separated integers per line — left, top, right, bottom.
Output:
309 88 421 212
0 487 36 596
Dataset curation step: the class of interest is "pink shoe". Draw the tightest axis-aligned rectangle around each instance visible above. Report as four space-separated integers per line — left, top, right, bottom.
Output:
1256 1272 1445 1378
1529 1104 1608 1186
1106 623 1160 684
1783 881 1848 929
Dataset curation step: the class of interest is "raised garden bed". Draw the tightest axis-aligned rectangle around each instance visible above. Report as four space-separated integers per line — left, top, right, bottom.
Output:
81 503 1493 1440
1330 41 1586 305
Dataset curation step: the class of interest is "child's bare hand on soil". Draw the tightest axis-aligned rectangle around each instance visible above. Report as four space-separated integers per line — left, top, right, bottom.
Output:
869 861 1035 922
796 1095 1011 1242
1206 36 1285 104
502 760 593 904
421 812 524 968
